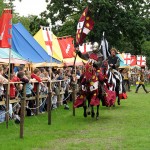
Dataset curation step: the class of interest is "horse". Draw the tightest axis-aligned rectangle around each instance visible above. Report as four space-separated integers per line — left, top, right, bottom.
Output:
101 60 124 106
74 62 101 120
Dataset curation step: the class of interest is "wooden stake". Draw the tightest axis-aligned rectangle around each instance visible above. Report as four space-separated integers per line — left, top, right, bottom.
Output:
20 83 26 139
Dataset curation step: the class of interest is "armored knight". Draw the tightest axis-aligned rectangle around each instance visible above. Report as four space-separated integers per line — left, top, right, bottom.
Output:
76 42 103 69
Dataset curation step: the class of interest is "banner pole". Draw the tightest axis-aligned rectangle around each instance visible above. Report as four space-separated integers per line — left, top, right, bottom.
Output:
6 8 12 129
47 18 52 124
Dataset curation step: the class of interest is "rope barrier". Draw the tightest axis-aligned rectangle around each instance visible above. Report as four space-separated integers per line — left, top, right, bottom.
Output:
63 93 71 101
25 97 47 110
0 102 20 117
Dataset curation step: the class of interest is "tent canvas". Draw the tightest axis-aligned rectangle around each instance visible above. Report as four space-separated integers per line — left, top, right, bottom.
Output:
117 54 130 68
12 23 61 64
34 28 86 66
0 48 28 64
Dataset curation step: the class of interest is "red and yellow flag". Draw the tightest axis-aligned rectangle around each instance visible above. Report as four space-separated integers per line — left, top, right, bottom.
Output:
76 7 94 45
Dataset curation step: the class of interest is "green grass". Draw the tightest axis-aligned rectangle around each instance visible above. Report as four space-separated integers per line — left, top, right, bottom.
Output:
0 85 150 150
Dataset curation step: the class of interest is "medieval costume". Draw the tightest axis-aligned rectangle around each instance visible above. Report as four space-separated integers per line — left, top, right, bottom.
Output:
135 71 149 93
76 42 103 69
107 48 120 70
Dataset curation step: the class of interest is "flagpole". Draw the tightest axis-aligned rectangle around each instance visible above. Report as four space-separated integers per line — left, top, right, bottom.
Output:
47 18 52 80
6 8 12 128
73 6 89 68
47 18 52 125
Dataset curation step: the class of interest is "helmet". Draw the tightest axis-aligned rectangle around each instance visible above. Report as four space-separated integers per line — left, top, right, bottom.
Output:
92 42 99 51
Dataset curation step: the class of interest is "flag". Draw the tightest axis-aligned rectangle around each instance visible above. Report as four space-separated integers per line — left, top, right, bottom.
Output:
130 55 137 66
79 42 92 54
100 32 110 60
124 53 131 65
57 36 75 58
41 26 52 55
76 7 94 45
137 55 146 66
0 9 12 48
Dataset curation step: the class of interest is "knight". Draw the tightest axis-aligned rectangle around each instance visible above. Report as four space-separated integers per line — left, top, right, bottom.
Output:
75 42 106 107
76 41 105 93
75 42 103 70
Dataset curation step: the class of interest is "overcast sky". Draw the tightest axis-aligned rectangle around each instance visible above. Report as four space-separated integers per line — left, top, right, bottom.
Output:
13 0 47 16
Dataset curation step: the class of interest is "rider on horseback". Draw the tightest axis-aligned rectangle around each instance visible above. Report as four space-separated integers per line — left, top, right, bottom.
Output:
74 42 106 109
107 48 120 70
76 42 103 70
107 48 126 105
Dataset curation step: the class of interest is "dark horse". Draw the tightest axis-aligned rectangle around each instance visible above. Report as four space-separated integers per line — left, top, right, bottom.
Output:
74 62 102 120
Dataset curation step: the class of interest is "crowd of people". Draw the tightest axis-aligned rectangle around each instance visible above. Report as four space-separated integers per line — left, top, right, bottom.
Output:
0 64 81 123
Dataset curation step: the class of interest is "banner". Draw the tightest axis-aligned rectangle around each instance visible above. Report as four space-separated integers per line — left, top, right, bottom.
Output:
0 9 12 48
76 7 94 45
57 36 74 58
130 55 137 66
41 26 52 55
101 32 110 60
124 53 131 65
79 42 92 54
137 55 146 66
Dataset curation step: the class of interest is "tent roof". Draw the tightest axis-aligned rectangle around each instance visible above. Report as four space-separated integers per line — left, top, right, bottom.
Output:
34 28 86 66
12 23 60 64
117 54 130 68
0 48 28 64
34 29 63 61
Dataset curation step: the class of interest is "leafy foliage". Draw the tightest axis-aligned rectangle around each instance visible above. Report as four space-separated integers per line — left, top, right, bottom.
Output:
43 0 149 51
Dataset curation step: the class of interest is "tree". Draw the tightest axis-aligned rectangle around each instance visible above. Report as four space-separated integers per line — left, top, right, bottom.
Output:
1 0 34 33
0 1 7 14
42 0 149 54
141 41 150 68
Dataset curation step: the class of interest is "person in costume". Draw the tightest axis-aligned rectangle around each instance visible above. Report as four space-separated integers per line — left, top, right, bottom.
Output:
135 70 149 93
76 42 103 69
107 48 120 70
122 68 131 92
74 42 104 109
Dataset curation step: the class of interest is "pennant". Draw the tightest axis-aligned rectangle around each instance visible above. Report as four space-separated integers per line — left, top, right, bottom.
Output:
79 42 92 54
137 55 146 66
101 32 110 60
76 7 94 45
130 55 137 66
0 9 12 48
41 26 52 55
57 36 75 58
124 53 131 65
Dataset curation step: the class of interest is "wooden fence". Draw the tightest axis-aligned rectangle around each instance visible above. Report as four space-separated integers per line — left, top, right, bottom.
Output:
0 80 77 138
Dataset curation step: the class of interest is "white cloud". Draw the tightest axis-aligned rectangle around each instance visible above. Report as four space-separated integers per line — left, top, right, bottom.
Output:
13 0 47 16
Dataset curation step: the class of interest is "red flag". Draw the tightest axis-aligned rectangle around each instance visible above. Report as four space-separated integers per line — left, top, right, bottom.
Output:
130 55 137 66
58 36 75 58
0 9 12 48
76 7 94 45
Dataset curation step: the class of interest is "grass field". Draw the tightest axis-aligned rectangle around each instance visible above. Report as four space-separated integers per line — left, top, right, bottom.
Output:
0 85 150 150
